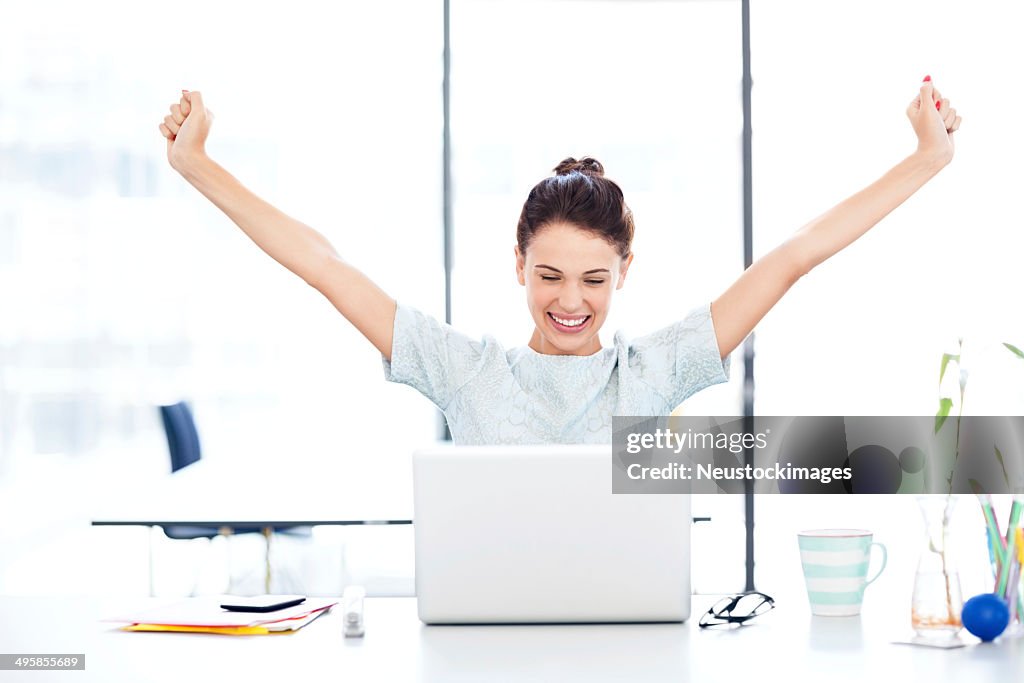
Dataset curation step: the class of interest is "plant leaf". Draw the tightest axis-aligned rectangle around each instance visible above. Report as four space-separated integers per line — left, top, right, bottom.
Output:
995 445 1009 485
939 353 959 383
935 398 953 433
1005 343 1024 360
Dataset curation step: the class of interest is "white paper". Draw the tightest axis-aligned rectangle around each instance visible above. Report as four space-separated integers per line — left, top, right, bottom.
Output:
103 596 337 627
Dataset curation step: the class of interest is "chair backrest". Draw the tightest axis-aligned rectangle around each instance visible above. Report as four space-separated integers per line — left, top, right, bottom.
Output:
159 401 201 473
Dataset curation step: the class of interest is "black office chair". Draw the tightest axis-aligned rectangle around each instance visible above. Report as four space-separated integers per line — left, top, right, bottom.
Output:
160 401 201 474
155 401 310 593
158 402 223 540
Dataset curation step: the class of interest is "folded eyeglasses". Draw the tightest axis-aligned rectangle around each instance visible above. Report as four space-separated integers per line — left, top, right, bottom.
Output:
698 591 775 628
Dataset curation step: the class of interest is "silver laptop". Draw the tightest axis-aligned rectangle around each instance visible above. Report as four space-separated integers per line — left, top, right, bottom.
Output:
412 444 691 624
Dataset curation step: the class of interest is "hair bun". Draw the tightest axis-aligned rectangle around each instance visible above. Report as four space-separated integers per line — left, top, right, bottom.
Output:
553 156 604 178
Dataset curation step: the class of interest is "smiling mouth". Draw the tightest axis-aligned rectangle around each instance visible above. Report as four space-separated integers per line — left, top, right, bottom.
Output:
547 312 592 333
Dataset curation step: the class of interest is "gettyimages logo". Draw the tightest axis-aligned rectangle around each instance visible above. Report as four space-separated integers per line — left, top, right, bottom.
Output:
611 416 1024 494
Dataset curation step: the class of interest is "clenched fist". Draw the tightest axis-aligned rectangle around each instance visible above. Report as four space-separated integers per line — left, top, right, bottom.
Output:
158 90 213 172
906 76 961 167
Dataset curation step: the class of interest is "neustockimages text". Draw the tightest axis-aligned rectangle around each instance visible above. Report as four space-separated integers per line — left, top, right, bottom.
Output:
622 427 852 483
626 462 852 484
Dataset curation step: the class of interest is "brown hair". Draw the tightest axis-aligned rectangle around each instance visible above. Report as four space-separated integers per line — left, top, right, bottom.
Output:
516 156 634 258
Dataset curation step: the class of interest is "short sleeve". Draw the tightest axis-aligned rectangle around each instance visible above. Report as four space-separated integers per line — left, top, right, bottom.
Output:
381 303 488 410
626 302 731 408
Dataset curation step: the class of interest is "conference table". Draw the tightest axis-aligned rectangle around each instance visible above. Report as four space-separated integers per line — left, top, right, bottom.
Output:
1 590 1020 683
90 459 416 528
89 458 714 594
89 459 416 594
90 457 714 528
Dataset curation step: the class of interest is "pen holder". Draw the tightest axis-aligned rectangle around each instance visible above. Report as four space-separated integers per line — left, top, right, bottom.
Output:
996 525 1023 634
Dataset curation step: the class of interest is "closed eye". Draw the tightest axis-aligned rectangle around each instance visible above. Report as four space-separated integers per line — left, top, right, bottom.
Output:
538 275 606 285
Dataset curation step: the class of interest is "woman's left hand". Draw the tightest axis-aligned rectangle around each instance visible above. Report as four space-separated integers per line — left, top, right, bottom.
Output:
907 76 961 167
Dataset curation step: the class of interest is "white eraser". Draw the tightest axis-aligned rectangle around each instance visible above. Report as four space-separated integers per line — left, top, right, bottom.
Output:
343 585 365 637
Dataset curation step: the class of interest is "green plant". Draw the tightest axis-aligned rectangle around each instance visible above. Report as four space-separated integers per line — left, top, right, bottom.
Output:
936 341 1022 494
935 338 965 493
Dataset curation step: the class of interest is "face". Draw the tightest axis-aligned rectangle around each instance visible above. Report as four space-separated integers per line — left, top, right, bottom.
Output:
515 222 633 356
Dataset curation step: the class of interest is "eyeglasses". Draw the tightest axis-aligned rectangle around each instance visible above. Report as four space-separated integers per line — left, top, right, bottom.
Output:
698 591 775 628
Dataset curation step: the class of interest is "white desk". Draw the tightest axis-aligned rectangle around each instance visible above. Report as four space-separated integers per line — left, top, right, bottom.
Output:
90 459 414 527
89 458 712 532
87 459 415 595
1 593 1020 682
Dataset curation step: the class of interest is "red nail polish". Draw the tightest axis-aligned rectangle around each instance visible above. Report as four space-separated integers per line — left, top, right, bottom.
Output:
936 100 941 110
923 75 931 82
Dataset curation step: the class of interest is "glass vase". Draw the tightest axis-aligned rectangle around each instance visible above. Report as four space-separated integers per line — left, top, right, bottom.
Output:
911 495 963 638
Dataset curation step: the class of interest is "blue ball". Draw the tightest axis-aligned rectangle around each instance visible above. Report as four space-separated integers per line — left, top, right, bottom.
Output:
961 593 1010 642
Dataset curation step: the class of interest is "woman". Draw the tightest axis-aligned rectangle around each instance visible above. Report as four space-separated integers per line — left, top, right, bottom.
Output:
158 77 961 444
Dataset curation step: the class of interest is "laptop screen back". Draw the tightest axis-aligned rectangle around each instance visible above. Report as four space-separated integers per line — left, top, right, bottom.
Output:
413 444 691 624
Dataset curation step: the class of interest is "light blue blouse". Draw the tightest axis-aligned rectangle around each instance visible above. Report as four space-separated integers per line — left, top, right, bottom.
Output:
382 303 731 444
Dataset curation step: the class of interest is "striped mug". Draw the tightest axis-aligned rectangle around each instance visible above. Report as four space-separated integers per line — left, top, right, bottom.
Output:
797 529 887 616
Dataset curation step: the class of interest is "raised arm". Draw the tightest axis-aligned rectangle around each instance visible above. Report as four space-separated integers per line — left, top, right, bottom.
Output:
159 90 397 360
710 77 962 359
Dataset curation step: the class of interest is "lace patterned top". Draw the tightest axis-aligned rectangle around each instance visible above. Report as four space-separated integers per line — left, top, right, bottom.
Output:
382 302 731 444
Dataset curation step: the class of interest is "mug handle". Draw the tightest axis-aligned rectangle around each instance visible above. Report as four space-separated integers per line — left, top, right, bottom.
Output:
865 542 887 586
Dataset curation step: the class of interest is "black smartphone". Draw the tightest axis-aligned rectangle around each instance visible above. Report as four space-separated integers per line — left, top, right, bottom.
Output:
220 595 307 613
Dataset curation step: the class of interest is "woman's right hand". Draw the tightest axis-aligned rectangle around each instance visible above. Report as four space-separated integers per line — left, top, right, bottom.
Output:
158 90 213 172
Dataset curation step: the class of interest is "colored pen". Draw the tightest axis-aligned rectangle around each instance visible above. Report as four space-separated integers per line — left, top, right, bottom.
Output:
997 524 1017 596
977 494 1024 615
1007 494 1023 545
978 494 1004 572
1007 529 1023 625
